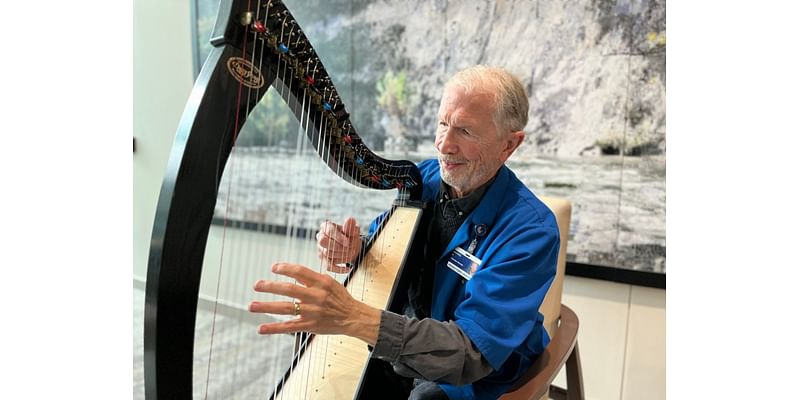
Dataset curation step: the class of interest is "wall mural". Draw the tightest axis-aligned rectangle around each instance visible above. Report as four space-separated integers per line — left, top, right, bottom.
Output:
193 0 666 274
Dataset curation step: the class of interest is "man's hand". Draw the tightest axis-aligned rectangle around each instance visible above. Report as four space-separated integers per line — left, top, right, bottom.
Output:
248 263 381 345
316 217 361 273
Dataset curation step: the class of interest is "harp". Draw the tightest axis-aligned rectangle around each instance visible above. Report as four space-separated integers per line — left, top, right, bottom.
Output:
144 0 427 398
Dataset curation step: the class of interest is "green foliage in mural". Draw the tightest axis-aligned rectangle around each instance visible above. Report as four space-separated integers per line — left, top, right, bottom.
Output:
376 70 408 116
236 90 296 147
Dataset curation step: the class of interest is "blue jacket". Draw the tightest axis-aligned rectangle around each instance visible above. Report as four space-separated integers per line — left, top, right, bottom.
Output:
370 159 559 399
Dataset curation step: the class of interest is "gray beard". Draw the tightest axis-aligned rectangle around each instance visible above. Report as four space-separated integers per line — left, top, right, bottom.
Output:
439 159 497 197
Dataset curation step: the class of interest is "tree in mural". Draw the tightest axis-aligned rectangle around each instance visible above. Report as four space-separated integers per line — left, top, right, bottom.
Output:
376 69 414 155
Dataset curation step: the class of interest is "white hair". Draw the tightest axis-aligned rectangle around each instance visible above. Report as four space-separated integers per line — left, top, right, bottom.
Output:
446 65 529 135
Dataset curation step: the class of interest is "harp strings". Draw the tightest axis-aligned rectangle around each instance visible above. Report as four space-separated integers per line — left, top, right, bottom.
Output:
296 22 321 399
203 1 287 398
278 7 325 397
201 1 406 398
250 2 289 397
200 0 259 396
276 6 301 399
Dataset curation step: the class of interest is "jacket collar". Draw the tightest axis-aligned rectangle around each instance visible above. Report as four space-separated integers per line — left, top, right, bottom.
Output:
438 165 510 260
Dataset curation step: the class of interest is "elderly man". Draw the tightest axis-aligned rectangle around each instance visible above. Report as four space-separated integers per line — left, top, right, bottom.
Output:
249 66 560 400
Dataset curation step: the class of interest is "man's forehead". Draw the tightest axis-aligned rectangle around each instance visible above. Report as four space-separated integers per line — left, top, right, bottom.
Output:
443 83 495 99
439 86 496 114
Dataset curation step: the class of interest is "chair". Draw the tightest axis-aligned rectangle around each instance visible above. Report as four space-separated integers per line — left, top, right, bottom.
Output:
499 197 584 400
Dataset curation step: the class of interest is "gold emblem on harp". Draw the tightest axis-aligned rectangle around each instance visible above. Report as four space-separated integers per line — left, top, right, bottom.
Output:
226 57 265 88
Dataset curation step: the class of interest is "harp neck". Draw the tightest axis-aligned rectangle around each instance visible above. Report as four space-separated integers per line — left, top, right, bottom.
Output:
209 0 423 200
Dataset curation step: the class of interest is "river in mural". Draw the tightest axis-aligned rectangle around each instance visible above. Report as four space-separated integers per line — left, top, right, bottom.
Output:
214 147 665 273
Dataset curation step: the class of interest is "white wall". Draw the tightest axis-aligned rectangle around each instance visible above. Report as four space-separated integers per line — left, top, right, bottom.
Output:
133 0 194 280
132 2 666 399
553 276 666 400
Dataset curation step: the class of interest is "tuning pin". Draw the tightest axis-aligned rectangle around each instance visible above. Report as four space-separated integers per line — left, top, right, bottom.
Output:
332 103 349 120
266 13 283 31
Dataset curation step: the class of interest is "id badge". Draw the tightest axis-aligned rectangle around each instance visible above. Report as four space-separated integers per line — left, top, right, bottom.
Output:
446 246 483 281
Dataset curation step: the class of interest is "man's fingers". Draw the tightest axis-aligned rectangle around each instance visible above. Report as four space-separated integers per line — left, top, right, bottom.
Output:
342 217 360 238
322 258 353 274
317 231 350 249
248 301 296 315
317 242 354 259
320 220 358 246
270 262 334 288
253 279 313 301
257 320 311 335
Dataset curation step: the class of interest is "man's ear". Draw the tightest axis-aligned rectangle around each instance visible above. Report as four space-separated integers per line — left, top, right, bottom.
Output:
500 130 525 162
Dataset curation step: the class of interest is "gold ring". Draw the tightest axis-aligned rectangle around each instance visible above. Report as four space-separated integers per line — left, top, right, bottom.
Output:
293 302 301 316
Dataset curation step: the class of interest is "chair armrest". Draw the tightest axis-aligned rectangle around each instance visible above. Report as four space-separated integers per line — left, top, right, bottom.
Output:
500 305 580 400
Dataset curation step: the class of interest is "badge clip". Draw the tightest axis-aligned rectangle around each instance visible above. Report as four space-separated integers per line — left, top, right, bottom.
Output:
467 224 488 253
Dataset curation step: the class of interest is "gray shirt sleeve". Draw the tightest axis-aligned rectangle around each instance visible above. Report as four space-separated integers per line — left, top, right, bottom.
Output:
370 310 494 386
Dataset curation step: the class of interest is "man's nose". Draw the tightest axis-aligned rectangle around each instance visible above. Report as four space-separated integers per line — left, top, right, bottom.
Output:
436 129 458 154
